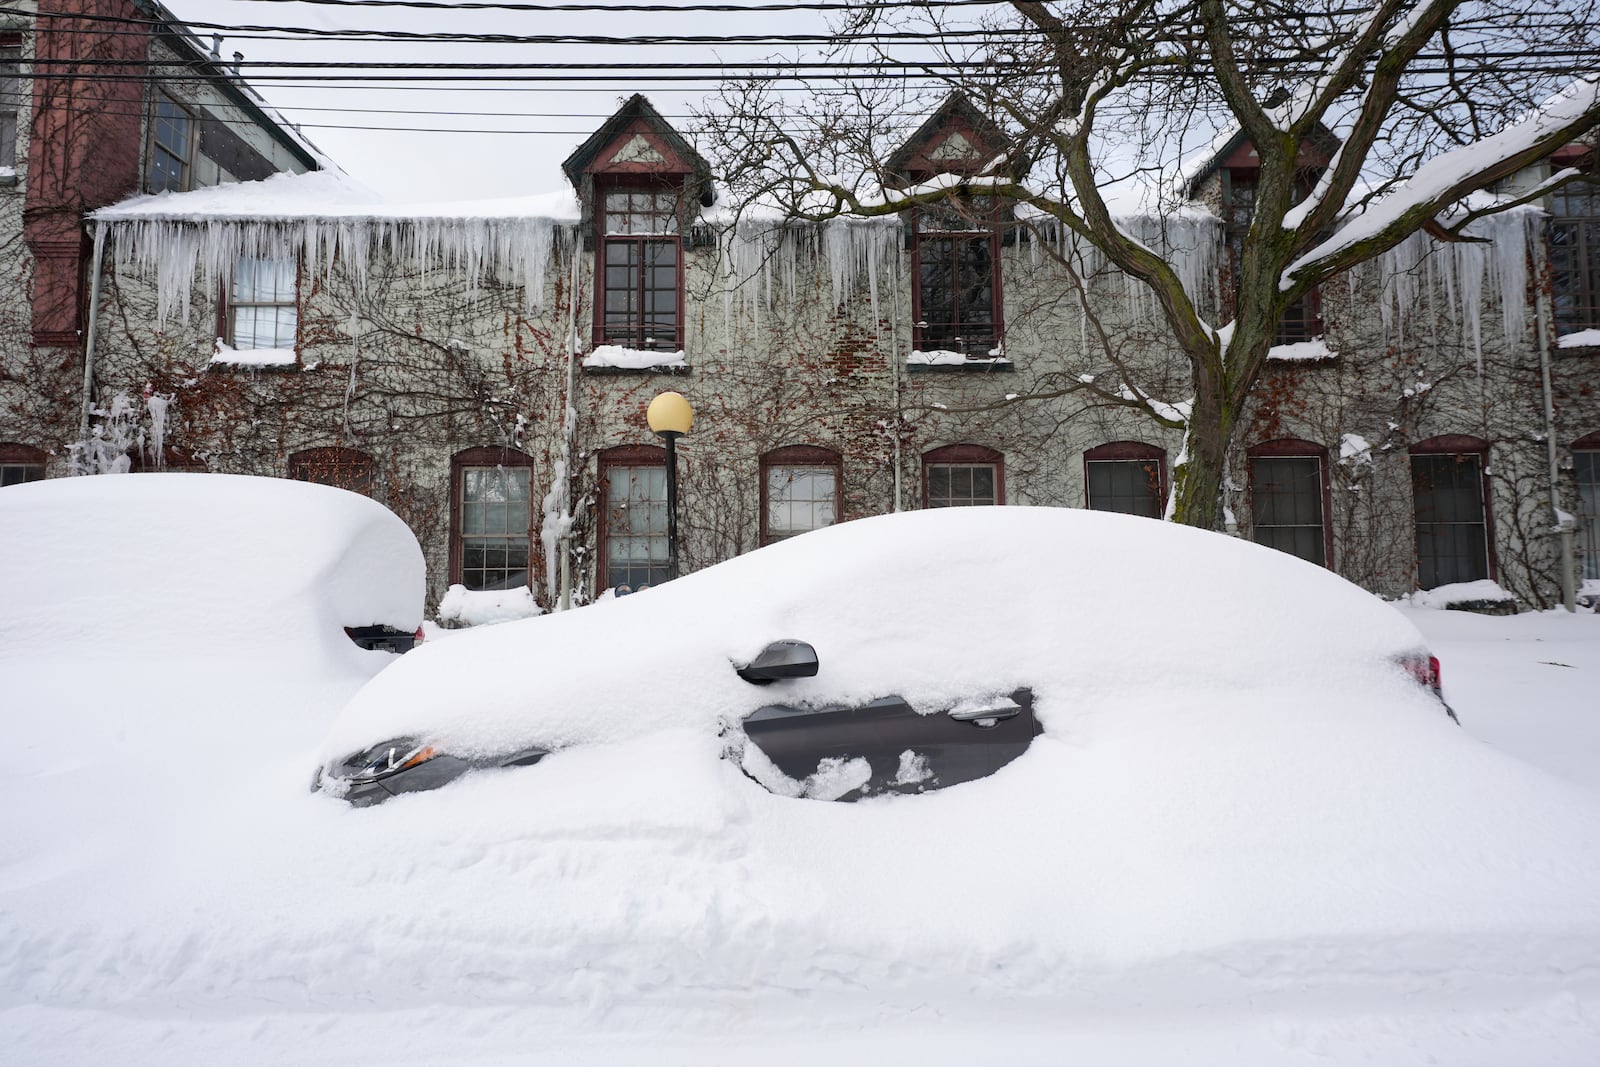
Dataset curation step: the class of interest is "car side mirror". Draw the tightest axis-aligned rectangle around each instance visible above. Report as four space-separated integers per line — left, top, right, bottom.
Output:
736 640 819 685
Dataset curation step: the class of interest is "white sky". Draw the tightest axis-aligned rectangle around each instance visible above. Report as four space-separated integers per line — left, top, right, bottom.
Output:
163 0 846 202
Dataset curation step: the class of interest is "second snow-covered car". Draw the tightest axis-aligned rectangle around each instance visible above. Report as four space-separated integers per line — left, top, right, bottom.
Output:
313 506 1451 806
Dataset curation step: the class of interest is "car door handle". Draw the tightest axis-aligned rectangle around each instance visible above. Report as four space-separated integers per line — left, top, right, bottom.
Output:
948 698 1023 726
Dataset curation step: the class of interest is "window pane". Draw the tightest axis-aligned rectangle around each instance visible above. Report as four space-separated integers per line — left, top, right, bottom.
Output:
915 220 998 354
1411 454 1488 589
1 463 44 487
229 256 298 350
1086 459 1162 518
926 463 997 507
767 465 838 540
606 463 668 589
0 46 19 170
459 465 532 591
1576 450 1600 581
1252 457 1326 566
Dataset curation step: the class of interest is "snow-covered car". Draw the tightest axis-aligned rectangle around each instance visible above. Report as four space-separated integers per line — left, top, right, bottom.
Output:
314 506 1451 805
0 473 425 674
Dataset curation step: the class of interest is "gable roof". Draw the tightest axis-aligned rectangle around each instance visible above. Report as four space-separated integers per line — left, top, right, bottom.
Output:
561 94 711 189
886 93 1018 184
1181 123 1342 199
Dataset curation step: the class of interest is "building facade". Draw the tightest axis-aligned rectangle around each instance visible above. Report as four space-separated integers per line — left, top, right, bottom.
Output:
2 18 1597 616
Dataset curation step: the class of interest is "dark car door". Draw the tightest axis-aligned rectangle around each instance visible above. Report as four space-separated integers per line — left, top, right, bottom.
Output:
741 688 1040 800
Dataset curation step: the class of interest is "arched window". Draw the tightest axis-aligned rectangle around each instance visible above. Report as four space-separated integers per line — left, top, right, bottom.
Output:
599 444 668 592
289 446 376 496
450 447 535 592
761 445 841 544
0 443 47 487
1084 441 1165 518
1410 435 1493 589
1248 439 1331 567
922 444 1004 508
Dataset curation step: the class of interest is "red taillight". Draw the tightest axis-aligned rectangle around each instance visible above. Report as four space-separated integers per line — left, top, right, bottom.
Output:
1400 653 1442 694
1428 655 1442 693
414 626 425 646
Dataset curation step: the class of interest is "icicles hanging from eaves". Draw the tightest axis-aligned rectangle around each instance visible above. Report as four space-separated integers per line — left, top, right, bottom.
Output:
99 215 577 327
718 215 902 322
1373 208 1539 370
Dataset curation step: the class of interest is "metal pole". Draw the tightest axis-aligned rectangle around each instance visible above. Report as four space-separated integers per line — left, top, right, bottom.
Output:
78 221 108 452
664 431 680 581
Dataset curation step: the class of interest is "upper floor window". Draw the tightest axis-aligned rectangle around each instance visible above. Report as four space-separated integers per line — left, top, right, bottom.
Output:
600 445 668 592
599 184 682 351
227 257 298 351
1084 442 1164 518
1226 172 1320 344
147 93 193 194
451 448 534 592
290 447 376 496
0 443 46 486
1248 441 1330 567
1551 178 1600 334
923 443 1004 507
0 41 19 171
1410 436 1493 590
913 205 1001 355
762 445 841 544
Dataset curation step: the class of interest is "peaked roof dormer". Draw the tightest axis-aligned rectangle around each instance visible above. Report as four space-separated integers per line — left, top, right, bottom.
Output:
1182 123 1341 200
562 94 711 189
886 93 1018 187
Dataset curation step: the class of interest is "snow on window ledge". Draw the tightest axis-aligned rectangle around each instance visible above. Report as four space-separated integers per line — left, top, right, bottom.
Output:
437 583 545 627
212 340 298 369
1266 338 1338 363
1407 579 1518 613
0 166 17 187
581 345 688 372
1556 328 1600 350
908 349 1013 372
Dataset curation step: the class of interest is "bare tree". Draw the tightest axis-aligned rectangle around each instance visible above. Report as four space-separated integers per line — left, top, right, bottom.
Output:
702 0 1600 527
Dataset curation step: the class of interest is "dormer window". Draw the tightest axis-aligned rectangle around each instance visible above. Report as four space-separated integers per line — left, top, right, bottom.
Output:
1225 171 1320 345
600 182 682 351
912 203 1001 356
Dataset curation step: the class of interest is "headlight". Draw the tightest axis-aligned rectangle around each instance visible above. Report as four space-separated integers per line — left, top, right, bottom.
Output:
338 737 440 784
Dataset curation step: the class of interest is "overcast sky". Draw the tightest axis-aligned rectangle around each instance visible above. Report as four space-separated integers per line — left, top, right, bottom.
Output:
164 0 846 203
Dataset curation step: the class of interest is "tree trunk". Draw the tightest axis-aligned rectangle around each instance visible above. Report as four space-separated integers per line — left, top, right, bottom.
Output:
1169 368 1230 530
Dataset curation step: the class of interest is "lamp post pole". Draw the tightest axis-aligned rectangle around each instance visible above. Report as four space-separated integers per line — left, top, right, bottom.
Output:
646 391 694 583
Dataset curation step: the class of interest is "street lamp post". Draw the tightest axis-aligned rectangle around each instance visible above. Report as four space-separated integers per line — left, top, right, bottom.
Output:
646 390 694 582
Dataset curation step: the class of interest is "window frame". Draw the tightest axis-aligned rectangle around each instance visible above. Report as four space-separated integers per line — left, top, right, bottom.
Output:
598 443 669 592
1409 434 1496 590
146 91 195 194
594 180 685 352
1224 170 1323 345
0 442 47 486
1573 430 1600 582
1083 441 1166 518
1247 439 1333 568
0 35 21 172
289 446 377 496
449 447 536 592
922 443 1005 508
1550 175 1600 335
221 255 300 352
760 445 842 545
910 205 1003 355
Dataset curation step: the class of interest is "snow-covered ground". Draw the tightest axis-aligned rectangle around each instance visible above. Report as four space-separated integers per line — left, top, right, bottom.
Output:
2 486 1598 1065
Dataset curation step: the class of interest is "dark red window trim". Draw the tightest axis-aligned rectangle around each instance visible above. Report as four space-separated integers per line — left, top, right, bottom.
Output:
1246 438 1333 568
593 177 686 352
909 208 1004 356
760 444 842 545
1224 169 1323 345
449 446 536 590
0 442 48 486
922 443 1005 507
1573 431 1600 450
597 443 667 591
1408 434 1497 585
1083 441 1167 517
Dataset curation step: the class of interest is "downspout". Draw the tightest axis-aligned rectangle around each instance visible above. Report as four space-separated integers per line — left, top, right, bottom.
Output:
1533 221 1577 612
77 220 109 451
558 225 580 611
889 235 904 512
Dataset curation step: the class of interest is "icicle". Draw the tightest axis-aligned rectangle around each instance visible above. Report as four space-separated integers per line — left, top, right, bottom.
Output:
144 390 173 469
